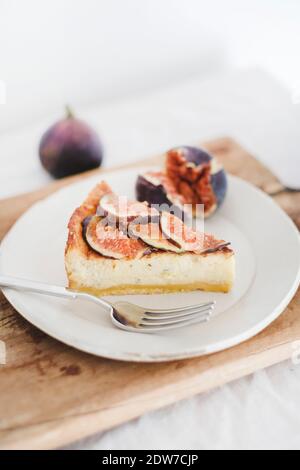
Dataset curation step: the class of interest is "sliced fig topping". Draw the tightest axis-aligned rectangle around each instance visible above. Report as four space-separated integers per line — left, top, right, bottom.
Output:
128 221 183 253
82 216 93 242
98 192 159 222
160 212 228 254
160 212 203 252
199 237 231 254
85 216 147 260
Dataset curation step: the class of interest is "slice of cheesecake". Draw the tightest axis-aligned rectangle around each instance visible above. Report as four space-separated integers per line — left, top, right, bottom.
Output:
65 181 235 295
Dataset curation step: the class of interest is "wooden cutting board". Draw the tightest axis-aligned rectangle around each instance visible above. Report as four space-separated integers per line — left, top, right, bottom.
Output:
0 138 299 450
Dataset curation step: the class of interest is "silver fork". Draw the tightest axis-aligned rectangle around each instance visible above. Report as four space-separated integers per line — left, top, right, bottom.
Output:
0 275 216 333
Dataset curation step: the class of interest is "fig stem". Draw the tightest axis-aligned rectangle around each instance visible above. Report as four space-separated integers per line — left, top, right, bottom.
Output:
65 105 75 119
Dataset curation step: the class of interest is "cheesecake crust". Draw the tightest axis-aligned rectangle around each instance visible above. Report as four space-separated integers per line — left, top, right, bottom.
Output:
68 281 233 296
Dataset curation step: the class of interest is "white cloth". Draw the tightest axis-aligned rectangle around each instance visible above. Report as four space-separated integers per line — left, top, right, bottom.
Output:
66 360 300 450
1 69 300 450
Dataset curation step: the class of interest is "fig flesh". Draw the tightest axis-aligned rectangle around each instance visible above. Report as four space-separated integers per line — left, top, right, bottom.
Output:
39 107 103 179
136 146 227 218
97 192 159 223
160 212 229 254
128 221 183 253
160 212 204 252
85 216 147 260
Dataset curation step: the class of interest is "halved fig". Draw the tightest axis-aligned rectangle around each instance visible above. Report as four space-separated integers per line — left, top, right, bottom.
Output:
160 212 229 254
136 172 186 216
85 216 147 259
97 192 159 223
128 221 183 253
136 146 228 218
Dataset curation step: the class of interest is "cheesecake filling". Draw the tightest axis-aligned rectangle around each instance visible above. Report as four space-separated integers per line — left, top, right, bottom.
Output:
68 250 235 294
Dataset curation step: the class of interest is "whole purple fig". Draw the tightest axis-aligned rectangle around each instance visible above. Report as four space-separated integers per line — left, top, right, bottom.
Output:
39 106 103 178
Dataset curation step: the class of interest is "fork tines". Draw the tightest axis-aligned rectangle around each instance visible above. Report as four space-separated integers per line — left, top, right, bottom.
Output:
139 301 216 331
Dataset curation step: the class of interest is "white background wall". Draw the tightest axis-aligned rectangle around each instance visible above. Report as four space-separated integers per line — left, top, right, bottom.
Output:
1 0 300 133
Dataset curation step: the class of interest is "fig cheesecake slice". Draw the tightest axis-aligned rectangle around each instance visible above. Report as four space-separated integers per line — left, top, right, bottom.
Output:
65 181 235 296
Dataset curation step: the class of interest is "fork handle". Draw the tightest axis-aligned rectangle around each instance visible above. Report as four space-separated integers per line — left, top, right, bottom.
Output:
0 275 78 300
0 275 113 314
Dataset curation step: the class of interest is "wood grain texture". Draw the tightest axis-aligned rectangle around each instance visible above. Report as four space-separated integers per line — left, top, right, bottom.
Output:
0 137 299 450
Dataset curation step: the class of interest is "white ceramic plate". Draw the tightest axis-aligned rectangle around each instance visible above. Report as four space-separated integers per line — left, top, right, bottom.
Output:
1 169 300 362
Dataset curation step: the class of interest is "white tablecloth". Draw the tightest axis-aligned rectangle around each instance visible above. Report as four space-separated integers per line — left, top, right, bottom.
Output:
1 69 300 450
67 360 300 450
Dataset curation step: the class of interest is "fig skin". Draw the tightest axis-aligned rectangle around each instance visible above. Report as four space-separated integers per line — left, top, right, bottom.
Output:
82 216 93 242
181 146 227 209
179 146 211 166
211 166 227 212
136 175 170 207
136 146 228 218
39 107 103 179
97 192 160 223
